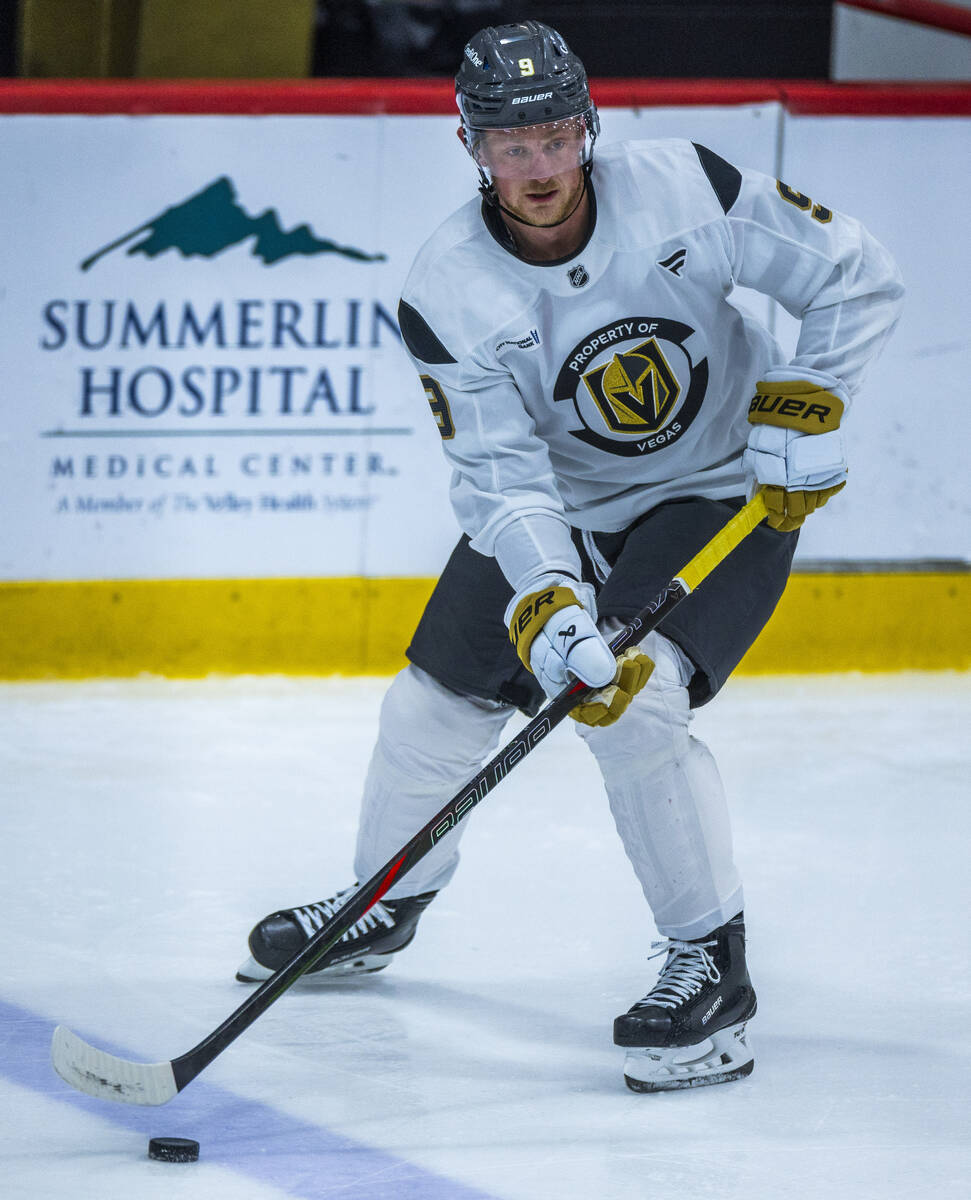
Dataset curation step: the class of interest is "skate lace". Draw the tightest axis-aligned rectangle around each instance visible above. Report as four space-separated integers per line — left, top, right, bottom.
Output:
291 887 396 943
633 938 721 1010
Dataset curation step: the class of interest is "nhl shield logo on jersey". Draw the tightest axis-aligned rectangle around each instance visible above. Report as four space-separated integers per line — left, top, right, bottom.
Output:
553 317 708 457
568 264 589 288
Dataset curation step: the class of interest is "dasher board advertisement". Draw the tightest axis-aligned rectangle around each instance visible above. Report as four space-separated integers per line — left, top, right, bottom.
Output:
0 104 781 583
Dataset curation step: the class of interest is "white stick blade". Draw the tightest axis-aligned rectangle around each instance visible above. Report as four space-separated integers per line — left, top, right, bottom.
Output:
51 1025 178 1106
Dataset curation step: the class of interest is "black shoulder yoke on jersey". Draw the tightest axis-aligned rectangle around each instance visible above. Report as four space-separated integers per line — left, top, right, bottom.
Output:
397 299 457 364
692 143 742 215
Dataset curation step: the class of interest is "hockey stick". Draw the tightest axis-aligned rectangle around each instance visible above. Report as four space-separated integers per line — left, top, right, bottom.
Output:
51 489 770 1106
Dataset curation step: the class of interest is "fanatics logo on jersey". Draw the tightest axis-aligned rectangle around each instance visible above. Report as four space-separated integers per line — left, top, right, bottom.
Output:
552 317 709 458
568 264 589 288
658 248 688 276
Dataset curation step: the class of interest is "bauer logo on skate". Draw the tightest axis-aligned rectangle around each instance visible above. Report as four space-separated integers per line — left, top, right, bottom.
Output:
701 995 723 1025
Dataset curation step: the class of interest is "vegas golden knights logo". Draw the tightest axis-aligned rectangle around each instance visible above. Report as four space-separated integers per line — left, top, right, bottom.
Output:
554 317 708 458
581 338 681 434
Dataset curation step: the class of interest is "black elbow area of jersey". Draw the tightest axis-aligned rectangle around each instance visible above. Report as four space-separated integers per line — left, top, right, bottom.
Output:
398 299 457 364
693 143 742 215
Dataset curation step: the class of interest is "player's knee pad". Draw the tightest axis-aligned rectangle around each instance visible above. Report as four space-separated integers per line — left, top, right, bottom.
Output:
574 630 694 783
375 664 511 783
575 634 741 933
356 666 512 896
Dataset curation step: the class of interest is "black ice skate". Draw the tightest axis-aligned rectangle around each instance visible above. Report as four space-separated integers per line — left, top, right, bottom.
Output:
614 912 756 1092
236 886 437 982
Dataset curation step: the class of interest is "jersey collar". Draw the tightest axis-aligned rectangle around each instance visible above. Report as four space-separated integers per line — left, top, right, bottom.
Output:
481 173 598 268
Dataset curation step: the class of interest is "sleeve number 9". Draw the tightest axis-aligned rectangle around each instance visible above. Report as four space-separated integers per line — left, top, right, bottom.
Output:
420 374 455 440
776 181 833 224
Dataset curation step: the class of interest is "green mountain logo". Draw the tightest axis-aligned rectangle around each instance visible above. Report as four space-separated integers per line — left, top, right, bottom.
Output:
81 176 387 271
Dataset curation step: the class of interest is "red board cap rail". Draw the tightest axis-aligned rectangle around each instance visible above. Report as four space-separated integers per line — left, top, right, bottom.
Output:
0 77 968 116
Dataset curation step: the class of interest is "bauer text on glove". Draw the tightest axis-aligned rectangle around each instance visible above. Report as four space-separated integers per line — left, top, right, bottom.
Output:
742 379 847 532
506 579 616 701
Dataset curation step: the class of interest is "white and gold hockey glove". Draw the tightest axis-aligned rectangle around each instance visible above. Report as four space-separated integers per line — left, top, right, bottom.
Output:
569 646 655 728
506 577 653 727
743 379 848 532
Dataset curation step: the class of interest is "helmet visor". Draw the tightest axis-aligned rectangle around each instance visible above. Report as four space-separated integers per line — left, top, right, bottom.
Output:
467 116 593 182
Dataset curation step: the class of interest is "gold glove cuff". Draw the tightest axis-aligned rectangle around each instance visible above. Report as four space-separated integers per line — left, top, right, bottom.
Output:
749 380 844 433
508 585 579 671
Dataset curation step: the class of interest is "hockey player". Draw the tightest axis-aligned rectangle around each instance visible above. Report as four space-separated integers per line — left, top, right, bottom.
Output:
238 21 903 1091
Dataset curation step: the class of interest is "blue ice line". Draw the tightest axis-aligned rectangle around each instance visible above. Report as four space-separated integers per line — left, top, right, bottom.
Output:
0 997 501 1200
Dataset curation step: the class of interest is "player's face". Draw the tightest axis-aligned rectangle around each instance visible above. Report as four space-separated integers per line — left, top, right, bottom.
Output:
474 119 587 227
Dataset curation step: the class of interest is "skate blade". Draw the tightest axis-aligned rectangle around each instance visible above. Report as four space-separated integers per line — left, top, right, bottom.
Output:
235 953 392 984
622 1019 754 1093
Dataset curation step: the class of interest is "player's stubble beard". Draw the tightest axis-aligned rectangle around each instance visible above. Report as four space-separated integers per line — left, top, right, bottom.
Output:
496 167 587 231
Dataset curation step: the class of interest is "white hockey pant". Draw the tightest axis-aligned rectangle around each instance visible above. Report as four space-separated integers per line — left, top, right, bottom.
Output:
353 665 511 899
353 637 743 935
575 629 744 941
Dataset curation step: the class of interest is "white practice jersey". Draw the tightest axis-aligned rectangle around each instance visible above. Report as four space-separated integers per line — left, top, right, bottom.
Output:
398 139 904 591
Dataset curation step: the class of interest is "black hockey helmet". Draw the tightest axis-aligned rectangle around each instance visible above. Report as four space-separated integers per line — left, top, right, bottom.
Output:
455 21 599 185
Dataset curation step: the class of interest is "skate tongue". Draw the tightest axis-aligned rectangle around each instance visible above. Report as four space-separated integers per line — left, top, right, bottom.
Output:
635 941 720 1010
292 888 358 937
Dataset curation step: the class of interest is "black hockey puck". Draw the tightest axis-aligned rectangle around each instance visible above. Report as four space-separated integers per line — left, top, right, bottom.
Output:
148 1137 200 1162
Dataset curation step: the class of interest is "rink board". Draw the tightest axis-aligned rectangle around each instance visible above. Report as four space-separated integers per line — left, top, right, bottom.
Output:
0 570 968 678
1 81 968 677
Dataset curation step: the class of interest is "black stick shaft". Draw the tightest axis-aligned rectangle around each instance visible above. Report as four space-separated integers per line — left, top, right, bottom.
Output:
169 579 687 1090
169 493 769 1092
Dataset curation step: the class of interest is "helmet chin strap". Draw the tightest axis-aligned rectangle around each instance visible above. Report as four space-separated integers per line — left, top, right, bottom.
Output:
479 162 592 231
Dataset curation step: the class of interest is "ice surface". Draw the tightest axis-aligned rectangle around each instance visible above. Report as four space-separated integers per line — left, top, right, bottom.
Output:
2 673 969 1199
